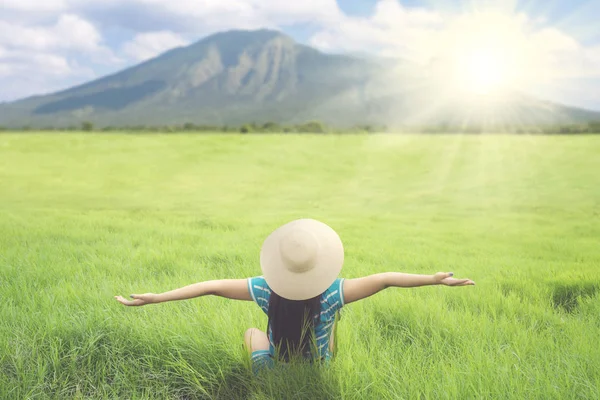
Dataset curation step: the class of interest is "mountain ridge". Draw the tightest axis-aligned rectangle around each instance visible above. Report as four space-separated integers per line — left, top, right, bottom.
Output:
0 28 598 129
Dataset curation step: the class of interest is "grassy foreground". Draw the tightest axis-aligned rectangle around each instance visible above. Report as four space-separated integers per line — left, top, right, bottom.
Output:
0 133 599 399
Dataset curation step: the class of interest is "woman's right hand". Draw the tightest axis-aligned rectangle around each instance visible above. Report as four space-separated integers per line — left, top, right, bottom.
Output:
433 272 475 286
114 293 158 306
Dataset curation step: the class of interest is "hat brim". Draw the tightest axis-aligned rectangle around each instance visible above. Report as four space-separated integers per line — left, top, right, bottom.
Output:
260 219 344 300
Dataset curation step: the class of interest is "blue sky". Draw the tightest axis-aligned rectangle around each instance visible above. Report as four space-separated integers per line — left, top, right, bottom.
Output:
1 0 599 110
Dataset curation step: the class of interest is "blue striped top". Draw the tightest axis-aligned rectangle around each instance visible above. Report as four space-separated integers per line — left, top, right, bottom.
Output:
247 276 345 359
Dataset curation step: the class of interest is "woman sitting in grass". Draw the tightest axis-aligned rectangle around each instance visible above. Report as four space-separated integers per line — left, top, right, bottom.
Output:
115 219 475 374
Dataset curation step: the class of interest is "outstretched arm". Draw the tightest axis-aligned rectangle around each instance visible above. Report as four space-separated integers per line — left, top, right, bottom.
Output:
343 272 474 305
114 279 252 306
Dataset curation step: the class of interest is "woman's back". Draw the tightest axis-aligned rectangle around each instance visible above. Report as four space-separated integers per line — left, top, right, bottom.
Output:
248 276 345 360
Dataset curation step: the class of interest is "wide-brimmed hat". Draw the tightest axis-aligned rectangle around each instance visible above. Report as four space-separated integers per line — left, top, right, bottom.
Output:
260 219 344 300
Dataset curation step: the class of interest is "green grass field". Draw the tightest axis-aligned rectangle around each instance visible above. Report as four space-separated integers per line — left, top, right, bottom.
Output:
1 133 599 399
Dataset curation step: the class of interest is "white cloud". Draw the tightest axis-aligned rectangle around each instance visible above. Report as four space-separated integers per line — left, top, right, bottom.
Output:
0 48 95 80
251 1 341 25
67 0 342 38
588 46 600 66
6 0 339 26
0 13 118 102
122 31 189 61
308 1 600 103
530 27 580 53
0 22 58 51
371 0 443 26
0 52 70 77
0 0 599 109
310 0 443 59
0 46 96 102
2 0 67 12
130 0 340 27
309 2 599 72
0 14 119 63
53 14 103 51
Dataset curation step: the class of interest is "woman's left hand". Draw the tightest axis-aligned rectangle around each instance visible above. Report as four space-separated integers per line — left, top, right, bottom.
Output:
114 293 157 306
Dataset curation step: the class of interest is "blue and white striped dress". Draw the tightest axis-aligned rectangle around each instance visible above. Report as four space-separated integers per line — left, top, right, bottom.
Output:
247 276 345 360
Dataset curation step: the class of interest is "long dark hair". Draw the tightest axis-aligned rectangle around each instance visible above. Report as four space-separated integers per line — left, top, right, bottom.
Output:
267 291 321 361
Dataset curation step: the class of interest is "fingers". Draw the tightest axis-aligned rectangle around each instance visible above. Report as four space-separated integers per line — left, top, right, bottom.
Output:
114 295 139 306
454 279 475 286
440 278 476 286
114 295 131 305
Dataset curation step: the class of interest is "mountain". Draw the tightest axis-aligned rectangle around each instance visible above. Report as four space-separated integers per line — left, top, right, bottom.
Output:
0 29 599 129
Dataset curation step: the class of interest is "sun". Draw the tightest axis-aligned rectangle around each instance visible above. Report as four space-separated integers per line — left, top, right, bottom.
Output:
456 48 513 95
427 12 535 98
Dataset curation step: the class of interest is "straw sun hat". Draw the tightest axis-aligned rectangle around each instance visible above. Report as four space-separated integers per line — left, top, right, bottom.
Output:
260 219 345 301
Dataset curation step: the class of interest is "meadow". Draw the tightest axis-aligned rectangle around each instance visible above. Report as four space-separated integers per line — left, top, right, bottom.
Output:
0 132 599 399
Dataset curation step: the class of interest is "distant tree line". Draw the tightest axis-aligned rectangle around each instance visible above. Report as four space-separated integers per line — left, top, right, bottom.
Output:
405 121 600 134
1 120 600 134
0 121 385 134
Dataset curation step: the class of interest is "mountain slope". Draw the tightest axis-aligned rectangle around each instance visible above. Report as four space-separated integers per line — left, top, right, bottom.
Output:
0 29 598 128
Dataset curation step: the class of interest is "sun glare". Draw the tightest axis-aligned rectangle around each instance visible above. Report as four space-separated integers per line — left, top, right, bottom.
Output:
426 12 538 98
457 48 511 95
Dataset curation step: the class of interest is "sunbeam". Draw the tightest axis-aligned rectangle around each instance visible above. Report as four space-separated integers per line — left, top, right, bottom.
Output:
363 0 600 130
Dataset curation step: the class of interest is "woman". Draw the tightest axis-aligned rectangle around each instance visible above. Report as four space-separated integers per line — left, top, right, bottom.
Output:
115 219 475 374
